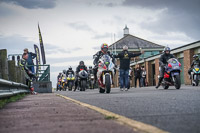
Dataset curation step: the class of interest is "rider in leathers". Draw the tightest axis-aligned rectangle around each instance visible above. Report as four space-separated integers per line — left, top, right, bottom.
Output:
74 61 88 90
156 47 175 89
188 55 200 79
93 43 115 81
66 66 75 77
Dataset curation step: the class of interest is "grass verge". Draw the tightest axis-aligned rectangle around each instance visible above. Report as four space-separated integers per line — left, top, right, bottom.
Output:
0 93 27 109
105 115 118 120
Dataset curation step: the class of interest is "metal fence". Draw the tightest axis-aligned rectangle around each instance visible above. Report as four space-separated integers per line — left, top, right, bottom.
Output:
0 78 29 99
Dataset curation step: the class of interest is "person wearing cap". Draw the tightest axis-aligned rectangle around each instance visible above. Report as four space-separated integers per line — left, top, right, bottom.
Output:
114 45 144 91
23 48 36 74
155 47 175 89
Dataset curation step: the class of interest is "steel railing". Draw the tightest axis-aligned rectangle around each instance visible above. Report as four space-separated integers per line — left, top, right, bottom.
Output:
0 78 29 99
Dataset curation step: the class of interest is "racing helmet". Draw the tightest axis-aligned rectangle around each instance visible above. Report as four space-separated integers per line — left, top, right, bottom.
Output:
69 66 72 70
63 69 67 74
164 47 171 54
101 43 108 53
193 55 199 61
79 61 84 66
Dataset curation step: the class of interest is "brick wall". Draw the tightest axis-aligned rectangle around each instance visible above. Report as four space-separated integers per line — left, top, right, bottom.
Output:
155 58 160 85
183 49 194 85
145 61 153 86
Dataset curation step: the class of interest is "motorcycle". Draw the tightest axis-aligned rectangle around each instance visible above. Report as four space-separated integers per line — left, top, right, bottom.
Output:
61 76 67 91
127 68 133 89
191 65 200 86
88 72 95 89
97 54 115 93
67 73 75 91
160 58 182 89
78 70 88 91
57 78 62 91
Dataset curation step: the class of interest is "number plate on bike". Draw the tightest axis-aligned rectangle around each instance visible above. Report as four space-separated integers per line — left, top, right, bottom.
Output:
174 72 179 75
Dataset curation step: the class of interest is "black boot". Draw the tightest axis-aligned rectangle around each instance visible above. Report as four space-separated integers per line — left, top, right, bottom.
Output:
155 77 163 89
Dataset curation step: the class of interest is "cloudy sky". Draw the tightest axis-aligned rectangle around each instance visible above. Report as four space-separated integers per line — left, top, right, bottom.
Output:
0 0 199 87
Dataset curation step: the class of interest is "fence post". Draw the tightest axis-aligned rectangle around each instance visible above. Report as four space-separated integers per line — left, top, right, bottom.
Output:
16 66 21 83
8 60 17 82
0 49 9 80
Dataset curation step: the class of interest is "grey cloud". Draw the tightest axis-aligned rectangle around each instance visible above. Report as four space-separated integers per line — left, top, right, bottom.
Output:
0 35 35 54
1 0 57 9
122 0 200 40
68 22 95 33
48 55 92 64
45 45 71 54
93 32 111 39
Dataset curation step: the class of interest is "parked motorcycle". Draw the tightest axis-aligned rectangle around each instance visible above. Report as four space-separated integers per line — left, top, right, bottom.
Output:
191 65 200 86
78 70 88 91
97 54 115 93
160 58 182 89
67 73 75 91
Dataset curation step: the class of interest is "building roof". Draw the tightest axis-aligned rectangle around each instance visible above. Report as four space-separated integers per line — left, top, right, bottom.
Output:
109 34 164 49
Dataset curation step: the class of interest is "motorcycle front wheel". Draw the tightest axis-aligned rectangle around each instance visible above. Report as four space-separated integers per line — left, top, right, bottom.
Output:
194 75 199 86
174 75 181 89
81 80 86 91
105 75 111 93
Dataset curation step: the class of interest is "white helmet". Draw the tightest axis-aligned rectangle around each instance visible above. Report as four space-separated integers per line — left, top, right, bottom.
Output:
123 45 128 51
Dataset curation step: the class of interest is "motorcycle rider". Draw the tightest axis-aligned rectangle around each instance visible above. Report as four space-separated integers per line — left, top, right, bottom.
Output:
93 43 115 81
66 66 75 77
74 61 88 90
88 66 94 75
156 47 175 89
20 53 37 94
188 54 200 79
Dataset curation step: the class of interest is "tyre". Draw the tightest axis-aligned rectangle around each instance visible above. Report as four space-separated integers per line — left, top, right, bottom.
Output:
91 80 94 89
127 78 130 89
105 75 111 93
195 75 199 86
99 87 105 93
174 75 181 89
81 80 86 91
163 85 169 89
68 82 73 91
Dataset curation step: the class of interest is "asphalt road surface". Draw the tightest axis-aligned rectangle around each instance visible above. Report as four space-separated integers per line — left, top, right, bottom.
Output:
56 86 200 133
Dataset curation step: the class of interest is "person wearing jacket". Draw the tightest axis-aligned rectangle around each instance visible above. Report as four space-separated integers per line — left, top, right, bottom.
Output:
93 43 115 81
134 65 141 88
114 45 144 91
188 54 200 79
74 61 88 90
24 48 36 74
156 47 175 89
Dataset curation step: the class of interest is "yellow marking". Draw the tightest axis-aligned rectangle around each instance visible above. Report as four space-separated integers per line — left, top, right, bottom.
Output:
56 94 168 133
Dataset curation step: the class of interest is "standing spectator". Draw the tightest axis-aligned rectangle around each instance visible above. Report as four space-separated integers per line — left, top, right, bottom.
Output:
114 45 144 91
23 48 36 74
134 64 141 88
141 67 147 87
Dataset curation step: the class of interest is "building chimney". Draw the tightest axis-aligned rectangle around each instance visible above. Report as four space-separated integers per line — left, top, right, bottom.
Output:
123 25 129 36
